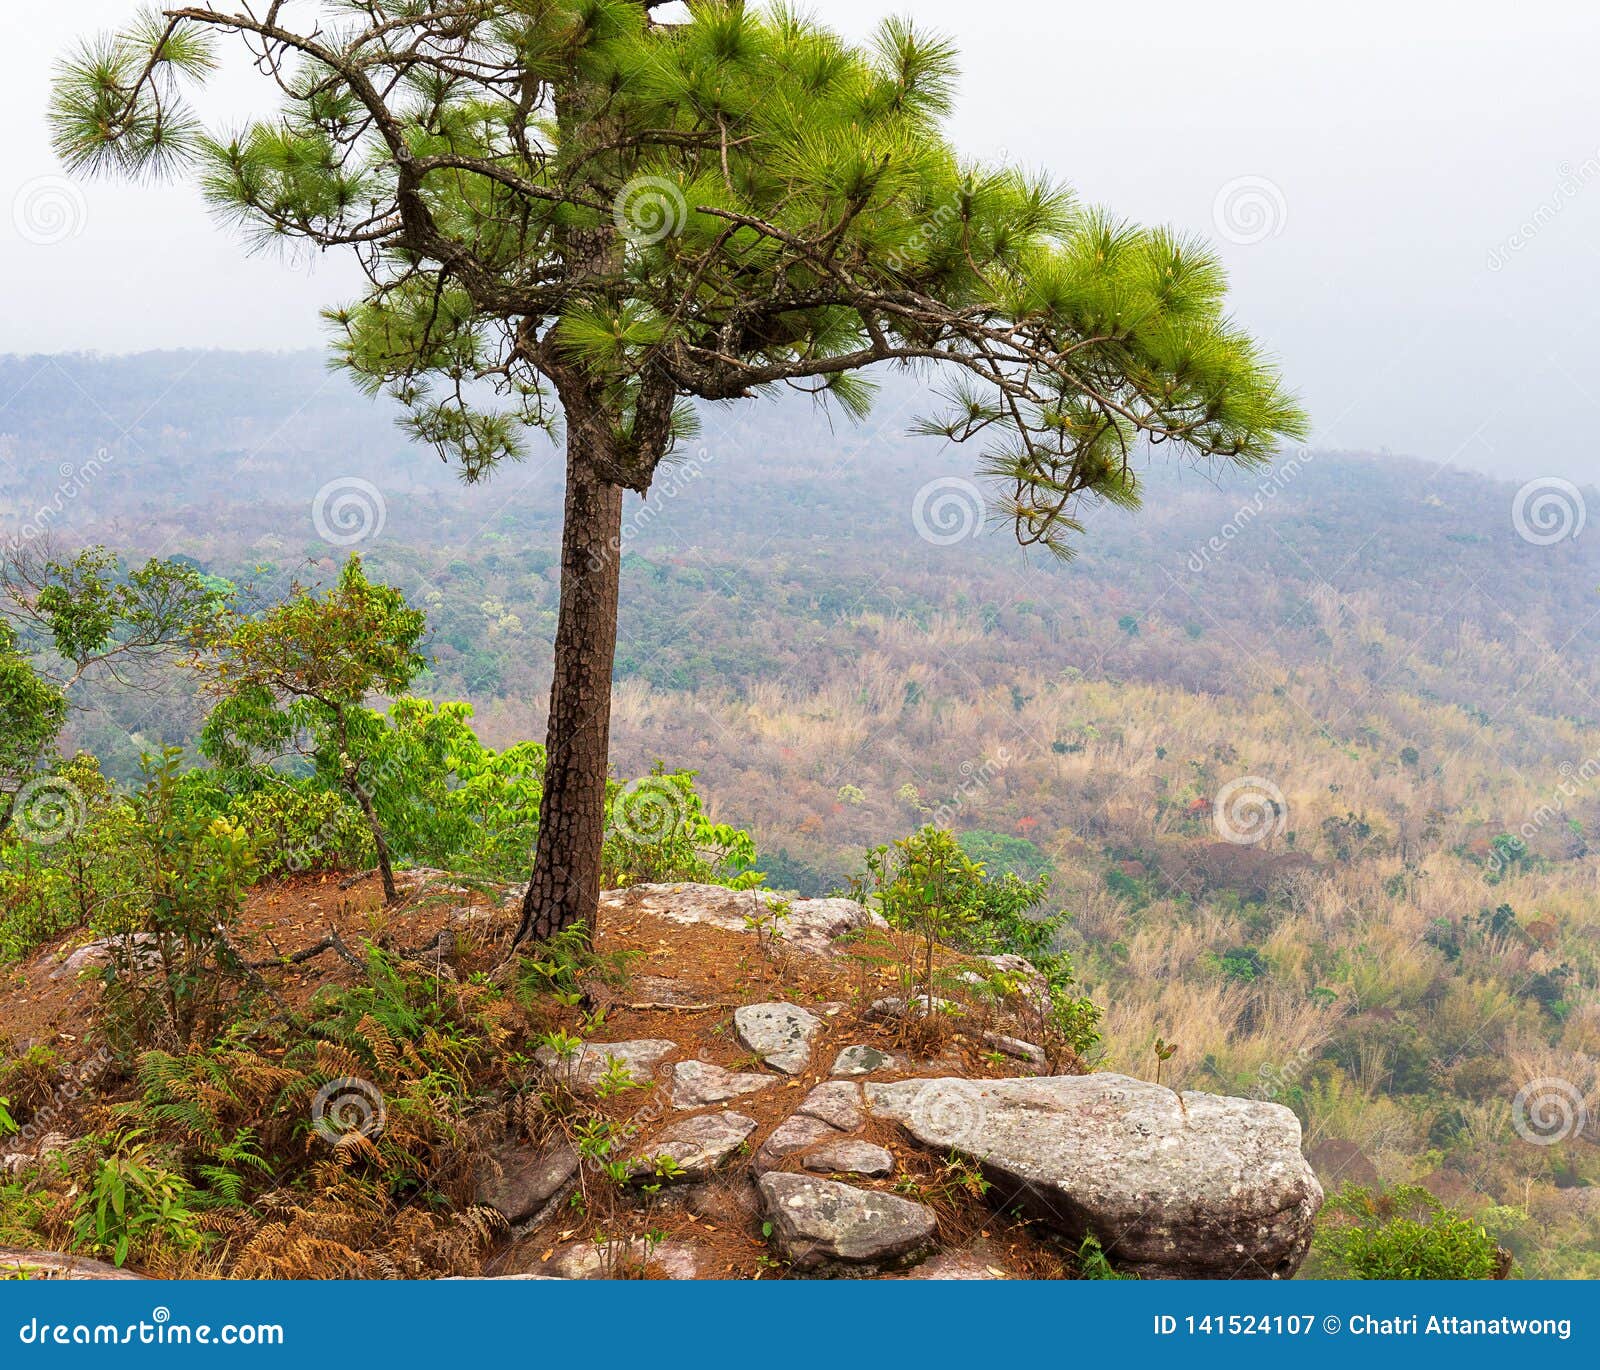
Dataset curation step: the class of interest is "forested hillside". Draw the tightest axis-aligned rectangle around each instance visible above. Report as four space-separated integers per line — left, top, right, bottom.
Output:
4 351 1599 1274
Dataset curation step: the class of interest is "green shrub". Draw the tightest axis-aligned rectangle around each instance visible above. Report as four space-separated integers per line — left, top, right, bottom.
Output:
1312 1184 1505 1279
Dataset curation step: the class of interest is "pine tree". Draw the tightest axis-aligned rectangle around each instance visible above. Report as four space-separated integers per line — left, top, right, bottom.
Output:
51 2 1307 940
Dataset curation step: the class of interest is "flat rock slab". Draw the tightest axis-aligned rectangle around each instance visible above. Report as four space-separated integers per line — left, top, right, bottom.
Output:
982 1032 1045 1065
668 1060 778 1109
0 1249 146 1280
831 1044 901 1077
474 1140 579 1224
598 884 886 958
735 1002 821 1075
903 1248 1010 1280
867 1073 1323 1279
796 1081 866 1132
758 1173 936 1272
628 1110 756 1183
547 1238 699 1280
534 1038 676 1090
802 1140 895 1178
754 1114 842 1172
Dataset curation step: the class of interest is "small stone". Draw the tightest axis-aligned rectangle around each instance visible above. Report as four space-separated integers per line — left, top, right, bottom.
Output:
668 1060 777 1109
795 1081 865 1132
982 1032 1045 1065
533 1039 676 1090
904 1248 1010 1280
867 994 960 1021
627 1110 756 1183
758 1173 936 1272
734 1002 821 1074
802 1140 895 1178
754 1114 841 1171
51 933 162 981
831 1045 899 1077
474 1141 579 1225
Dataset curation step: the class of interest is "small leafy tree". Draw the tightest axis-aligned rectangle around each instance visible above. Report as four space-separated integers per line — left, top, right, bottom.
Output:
196 557 425 904
0 545 219 833
53 2 1308 944
850 824 1099 1055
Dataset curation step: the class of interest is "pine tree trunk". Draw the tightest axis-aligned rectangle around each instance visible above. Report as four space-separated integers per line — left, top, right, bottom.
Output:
515 450 625 946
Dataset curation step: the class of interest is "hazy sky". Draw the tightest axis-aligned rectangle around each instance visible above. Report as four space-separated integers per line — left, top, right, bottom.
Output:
3 1 1599 480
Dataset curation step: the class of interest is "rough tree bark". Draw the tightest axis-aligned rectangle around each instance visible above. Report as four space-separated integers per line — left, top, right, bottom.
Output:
514 442 626 945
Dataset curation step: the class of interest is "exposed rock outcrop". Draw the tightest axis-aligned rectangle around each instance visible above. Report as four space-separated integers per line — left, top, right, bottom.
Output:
867 1073 1323 1279
598 883 886 957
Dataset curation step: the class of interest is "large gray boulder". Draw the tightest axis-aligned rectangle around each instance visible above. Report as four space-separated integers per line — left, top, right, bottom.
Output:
867 1073 1323 1279
758 1173 936 1273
